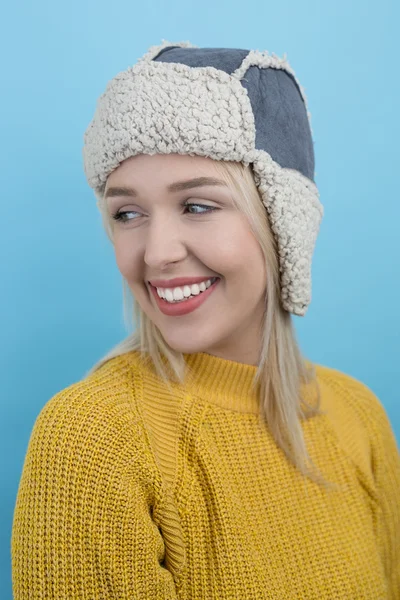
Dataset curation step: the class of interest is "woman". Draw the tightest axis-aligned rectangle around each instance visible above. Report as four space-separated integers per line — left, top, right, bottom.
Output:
11 40 400 598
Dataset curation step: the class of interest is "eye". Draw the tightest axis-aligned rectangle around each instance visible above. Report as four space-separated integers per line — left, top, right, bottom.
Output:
183 202 219 215
111 202 219 223
111 210 140 223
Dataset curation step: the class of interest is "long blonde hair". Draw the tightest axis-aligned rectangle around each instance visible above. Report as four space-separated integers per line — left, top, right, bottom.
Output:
88 159 336 491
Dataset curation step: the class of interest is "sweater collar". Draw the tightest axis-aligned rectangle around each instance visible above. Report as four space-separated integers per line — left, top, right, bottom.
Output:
182 352 261 414
132 350 317 415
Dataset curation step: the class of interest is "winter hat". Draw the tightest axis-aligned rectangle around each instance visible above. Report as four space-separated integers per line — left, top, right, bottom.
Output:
82 40 323 316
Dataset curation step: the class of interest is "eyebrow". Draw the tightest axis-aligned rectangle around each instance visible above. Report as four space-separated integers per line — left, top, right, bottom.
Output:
104 176 228 200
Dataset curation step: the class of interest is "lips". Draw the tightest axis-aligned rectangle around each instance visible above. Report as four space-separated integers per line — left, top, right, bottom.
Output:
149 276 220 316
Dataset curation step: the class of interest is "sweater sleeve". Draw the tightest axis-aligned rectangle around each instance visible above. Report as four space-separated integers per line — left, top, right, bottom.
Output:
370 395 400 599
11 382 179 599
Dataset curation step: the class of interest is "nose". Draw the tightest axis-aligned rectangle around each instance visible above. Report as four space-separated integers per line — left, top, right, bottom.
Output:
143 216 187 270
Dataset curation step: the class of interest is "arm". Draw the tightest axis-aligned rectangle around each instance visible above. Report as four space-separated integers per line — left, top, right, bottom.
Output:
11 384 180 599
371 398 400 599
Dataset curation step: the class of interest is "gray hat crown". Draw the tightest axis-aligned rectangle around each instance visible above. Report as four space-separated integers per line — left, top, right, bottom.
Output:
152 44 315 182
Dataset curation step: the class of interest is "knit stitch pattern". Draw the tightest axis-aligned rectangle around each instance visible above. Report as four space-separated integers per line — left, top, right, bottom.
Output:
12 351 400 598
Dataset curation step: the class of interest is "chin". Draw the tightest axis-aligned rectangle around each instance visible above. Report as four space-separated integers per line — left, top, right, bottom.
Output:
158 333 211 355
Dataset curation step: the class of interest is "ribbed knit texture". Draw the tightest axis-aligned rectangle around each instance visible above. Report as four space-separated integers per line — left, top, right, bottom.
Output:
11 351 400 599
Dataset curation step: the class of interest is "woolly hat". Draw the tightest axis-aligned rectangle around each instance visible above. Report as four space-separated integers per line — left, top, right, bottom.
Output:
82 40 323 316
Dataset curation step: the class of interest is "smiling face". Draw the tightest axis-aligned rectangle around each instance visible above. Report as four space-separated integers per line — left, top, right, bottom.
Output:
104 153 267 365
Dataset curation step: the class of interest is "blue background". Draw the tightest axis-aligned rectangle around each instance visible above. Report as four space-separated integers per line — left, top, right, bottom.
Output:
2 0 399 595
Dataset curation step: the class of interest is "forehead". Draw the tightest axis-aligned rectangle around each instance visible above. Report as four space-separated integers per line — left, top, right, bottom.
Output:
105 153 223 189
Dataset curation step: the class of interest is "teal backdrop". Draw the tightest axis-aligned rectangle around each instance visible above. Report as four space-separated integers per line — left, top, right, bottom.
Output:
1 0 399 596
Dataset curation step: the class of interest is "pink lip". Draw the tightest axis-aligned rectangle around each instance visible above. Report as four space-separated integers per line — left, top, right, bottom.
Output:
149 277 220 316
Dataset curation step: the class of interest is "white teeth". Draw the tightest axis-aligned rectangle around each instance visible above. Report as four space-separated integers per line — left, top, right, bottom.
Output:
156 278 217 303
165 289 177 302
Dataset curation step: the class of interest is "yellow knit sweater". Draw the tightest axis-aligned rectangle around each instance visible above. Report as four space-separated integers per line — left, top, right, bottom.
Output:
11 351 400 599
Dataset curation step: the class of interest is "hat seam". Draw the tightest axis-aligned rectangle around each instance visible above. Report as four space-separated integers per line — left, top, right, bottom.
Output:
232 50 314 139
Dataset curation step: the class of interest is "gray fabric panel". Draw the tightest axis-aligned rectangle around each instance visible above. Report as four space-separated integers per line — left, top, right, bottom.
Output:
241 67 315 181
153 46 314 181
154 46 249 75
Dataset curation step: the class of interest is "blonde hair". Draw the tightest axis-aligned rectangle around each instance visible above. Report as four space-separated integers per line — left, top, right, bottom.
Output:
88 159 337 491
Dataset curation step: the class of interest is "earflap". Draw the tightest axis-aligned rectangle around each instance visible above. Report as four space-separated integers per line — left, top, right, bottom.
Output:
248 149 323 316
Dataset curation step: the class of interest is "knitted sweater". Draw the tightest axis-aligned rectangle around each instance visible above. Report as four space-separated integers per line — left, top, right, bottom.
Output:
11 351 400 599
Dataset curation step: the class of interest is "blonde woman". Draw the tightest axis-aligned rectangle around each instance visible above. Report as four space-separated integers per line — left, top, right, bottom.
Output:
11 41 400 599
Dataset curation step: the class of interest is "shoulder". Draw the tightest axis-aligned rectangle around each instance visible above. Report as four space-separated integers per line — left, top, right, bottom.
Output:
37 352 141 421
29 352 150 462
314 363 389 426
313 363 399 476
14 353 164 552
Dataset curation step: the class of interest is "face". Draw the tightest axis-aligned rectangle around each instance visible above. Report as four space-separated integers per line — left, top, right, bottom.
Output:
104 153 267 366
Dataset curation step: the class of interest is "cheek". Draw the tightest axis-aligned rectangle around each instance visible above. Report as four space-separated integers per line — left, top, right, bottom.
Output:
217 225 264 271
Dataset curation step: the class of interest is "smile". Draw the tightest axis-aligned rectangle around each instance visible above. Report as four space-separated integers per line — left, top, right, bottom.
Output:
149 277 220 316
